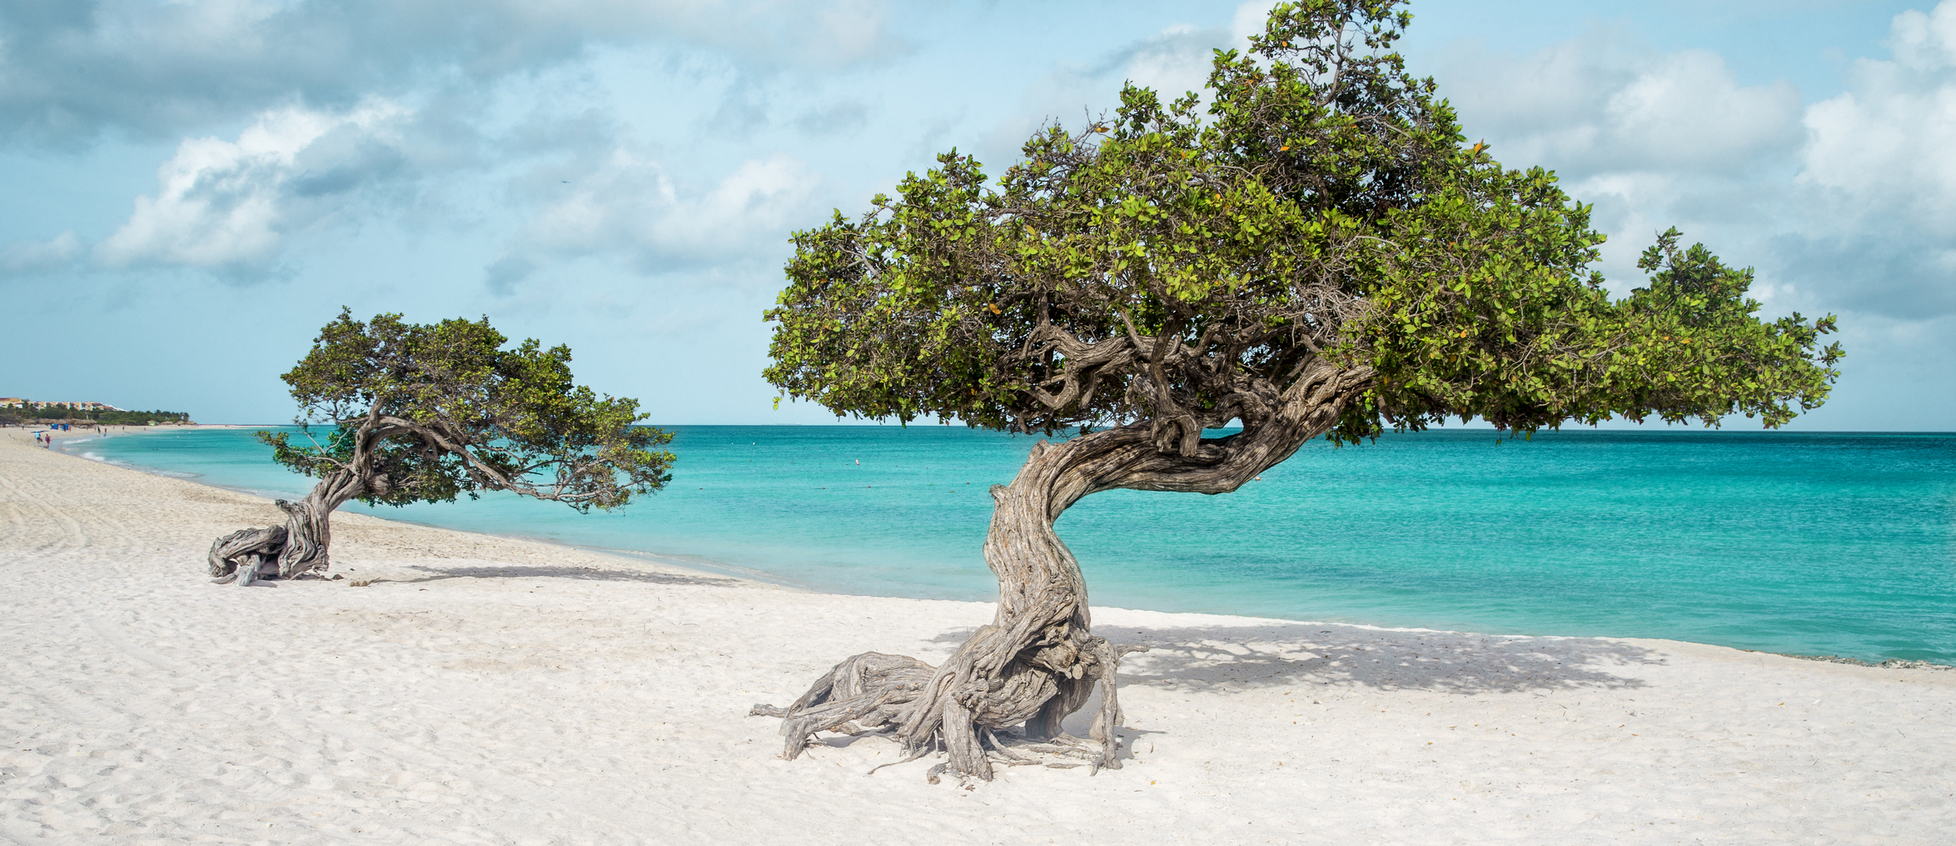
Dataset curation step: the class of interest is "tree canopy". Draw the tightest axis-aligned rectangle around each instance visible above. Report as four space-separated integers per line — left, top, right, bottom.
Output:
755 0 1845 781
764 0 1840 452
260 309 673 512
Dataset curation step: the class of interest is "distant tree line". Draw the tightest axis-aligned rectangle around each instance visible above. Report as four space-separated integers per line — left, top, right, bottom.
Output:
0 405 190 426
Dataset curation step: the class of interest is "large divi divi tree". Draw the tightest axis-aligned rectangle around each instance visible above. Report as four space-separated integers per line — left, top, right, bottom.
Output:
755 0 1841 780
208 309 674 586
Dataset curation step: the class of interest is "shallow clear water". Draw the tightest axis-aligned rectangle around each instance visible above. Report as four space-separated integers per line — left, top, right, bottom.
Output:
70 426 1956 663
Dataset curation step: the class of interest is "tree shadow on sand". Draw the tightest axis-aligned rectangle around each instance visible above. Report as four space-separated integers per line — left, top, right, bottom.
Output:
383 563 736 587
930 620 1660 695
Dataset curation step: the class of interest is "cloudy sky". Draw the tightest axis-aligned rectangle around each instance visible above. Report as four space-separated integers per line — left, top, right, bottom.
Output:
2 0 1950 430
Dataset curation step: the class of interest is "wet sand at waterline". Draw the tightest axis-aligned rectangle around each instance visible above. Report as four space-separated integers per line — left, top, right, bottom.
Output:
3 428 1952 844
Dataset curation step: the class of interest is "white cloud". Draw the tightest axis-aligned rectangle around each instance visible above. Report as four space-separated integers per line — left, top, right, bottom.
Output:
805 0 902 69
1111 2 1278 107
1889 2 1956 70
94 100 410 270
1438 30 1803 177
493 151 823 290
1424 27 1809 308
1604 51 1803 171
655 155 823 259
1229 1 1279 44
978 16 1244 161
1770 1 1956 319
1426 3 1956 324
1 231 81 273
0 0 906 146
1802 1 1956 236
1120 24 1229 105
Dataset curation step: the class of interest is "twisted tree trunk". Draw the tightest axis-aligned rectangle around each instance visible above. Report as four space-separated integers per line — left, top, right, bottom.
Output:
209 469 366 585
756 359 1373 780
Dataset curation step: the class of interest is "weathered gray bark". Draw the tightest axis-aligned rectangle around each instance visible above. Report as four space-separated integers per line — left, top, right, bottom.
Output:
207 525 286 584
208 469 366 585
205 404 601 587
756 358 1374 780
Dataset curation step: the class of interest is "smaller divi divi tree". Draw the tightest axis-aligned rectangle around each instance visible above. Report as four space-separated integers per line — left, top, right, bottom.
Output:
208 309 674 586
755 0 1842 780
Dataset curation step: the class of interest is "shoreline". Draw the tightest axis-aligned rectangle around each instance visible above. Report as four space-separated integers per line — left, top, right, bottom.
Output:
50 425 1956 669
4 425 1954 842
49 427 824 594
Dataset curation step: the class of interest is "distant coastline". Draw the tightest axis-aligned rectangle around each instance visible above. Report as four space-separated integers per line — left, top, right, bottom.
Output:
1 398 195 428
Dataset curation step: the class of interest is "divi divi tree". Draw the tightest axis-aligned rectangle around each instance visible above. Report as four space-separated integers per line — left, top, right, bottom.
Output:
756 0 1841 780
208 310 674 586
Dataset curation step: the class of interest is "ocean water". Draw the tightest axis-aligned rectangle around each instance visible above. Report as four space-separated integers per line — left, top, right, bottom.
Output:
68 426 1956 663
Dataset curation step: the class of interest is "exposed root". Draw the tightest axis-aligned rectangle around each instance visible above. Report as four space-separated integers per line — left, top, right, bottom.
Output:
865 744 935 776
755 429 1218 782
208 525 288 585
207 494 339 586
752 638 1148 782
748 651 935 760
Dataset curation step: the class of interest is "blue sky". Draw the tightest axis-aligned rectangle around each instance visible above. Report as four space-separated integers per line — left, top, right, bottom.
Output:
2 0 1950 430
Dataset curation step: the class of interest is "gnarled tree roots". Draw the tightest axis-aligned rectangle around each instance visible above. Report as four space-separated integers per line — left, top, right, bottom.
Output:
752 629 1146 782
772 369 1361 782
208 497 333 586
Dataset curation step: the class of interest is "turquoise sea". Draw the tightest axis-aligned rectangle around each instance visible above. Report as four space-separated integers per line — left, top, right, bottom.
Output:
67 426 1956 664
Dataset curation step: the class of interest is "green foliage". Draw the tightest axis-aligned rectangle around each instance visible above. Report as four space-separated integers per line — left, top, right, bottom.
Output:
95 409 192 425
7 404 185 422
765 0 1840 444
11 405 187 425
260 309 674 511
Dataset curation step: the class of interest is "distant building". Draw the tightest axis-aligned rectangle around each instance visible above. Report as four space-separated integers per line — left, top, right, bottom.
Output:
0 399 125 411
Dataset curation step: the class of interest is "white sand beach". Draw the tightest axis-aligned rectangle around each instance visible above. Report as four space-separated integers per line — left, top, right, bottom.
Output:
3 427 1952 845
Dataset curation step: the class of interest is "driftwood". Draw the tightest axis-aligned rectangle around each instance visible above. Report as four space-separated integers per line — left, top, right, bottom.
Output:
755 359 1371 781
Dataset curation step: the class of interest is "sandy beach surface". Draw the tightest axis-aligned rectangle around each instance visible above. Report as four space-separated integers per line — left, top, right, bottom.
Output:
3 428 1952 845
